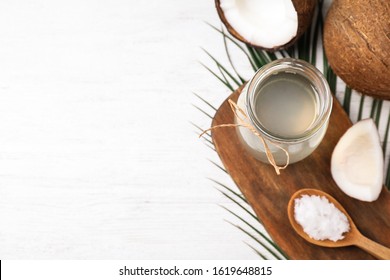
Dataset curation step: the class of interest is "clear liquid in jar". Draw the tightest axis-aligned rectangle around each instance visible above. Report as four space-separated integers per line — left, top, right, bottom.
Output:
253 72 318 139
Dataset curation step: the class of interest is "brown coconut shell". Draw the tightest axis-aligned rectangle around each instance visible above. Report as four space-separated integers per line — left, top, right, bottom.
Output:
215 0 317 51
324 0 390 99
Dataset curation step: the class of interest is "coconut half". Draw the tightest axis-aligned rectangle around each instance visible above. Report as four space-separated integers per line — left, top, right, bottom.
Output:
331 119 384 202
215 0 316 51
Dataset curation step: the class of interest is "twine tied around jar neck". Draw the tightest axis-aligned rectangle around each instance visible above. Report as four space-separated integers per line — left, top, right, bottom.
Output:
199 99 290 175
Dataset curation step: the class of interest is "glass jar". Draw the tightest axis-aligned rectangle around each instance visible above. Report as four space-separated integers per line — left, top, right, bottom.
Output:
235 58 332 165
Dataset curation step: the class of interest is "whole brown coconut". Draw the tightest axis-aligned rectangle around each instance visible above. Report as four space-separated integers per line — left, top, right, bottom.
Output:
324 0 390 99
215 0 316 51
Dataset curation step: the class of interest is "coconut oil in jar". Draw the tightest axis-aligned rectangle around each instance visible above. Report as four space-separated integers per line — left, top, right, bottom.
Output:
236 58 332 165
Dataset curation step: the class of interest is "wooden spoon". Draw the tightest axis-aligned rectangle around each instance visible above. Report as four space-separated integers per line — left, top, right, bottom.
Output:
287 188 390 259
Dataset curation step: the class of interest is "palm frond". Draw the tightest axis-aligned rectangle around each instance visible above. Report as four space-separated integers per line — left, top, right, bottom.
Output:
343 86 352 115
200 62 234 91
221 205 288 259
383 113 390 157
375 100 383 127
386 160 390 189
208 160 228 174
357 94 365 121
204 143 216 151
370 99 378 118
193 92 217 111
222 30 246 83
297 29 310 61
202 48 242 87
190 122 211 138
327 67 338 94
384 114 390 190
226 221 286 260
191 121 215 150
198 134 214 148
217 64 233 87
267 51 278 61
280 50 290 58
244 242 268 259
246 46 270 69
206 22 257 71
192 104 213 119
254 48 271 64
208 178 247 203
210 178 289 258
218 190 259 225
310 1 323 65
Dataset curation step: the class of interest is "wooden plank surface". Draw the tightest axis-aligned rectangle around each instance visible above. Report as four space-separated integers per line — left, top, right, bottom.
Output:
211 86 390 259
0 0 260 259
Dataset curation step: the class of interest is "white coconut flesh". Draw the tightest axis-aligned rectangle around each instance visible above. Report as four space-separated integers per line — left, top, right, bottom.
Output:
219 0 298 48
331 119 384 202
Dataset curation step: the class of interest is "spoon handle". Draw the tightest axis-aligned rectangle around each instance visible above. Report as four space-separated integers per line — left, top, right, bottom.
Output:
355 234 390 260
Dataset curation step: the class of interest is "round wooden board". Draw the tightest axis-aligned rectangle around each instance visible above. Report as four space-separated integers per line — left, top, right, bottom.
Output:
211 86 390 259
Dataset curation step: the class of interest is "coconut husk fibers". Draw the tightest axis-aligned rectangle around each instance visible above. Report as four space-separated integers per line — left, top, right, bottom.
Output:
324 0 390 99
215 0 316 52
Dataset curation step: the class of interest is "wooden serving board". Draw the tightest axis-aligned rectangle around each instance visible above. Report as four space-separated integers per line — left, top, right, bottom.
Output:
211 86 390 259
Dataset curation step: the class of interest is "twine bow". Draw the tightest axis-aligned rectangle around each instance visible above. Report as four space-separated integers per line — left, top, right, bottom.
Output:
200 99 290 175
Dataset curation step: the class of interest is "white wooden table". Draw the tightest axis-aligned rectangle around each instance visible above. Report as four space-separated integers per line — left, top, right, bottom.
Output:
0 0 387 260
0 0 264 259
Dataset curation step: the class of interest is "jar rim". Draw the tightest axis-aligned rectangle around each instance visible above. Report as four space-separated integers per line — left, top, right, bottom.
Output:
246 58 333 143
